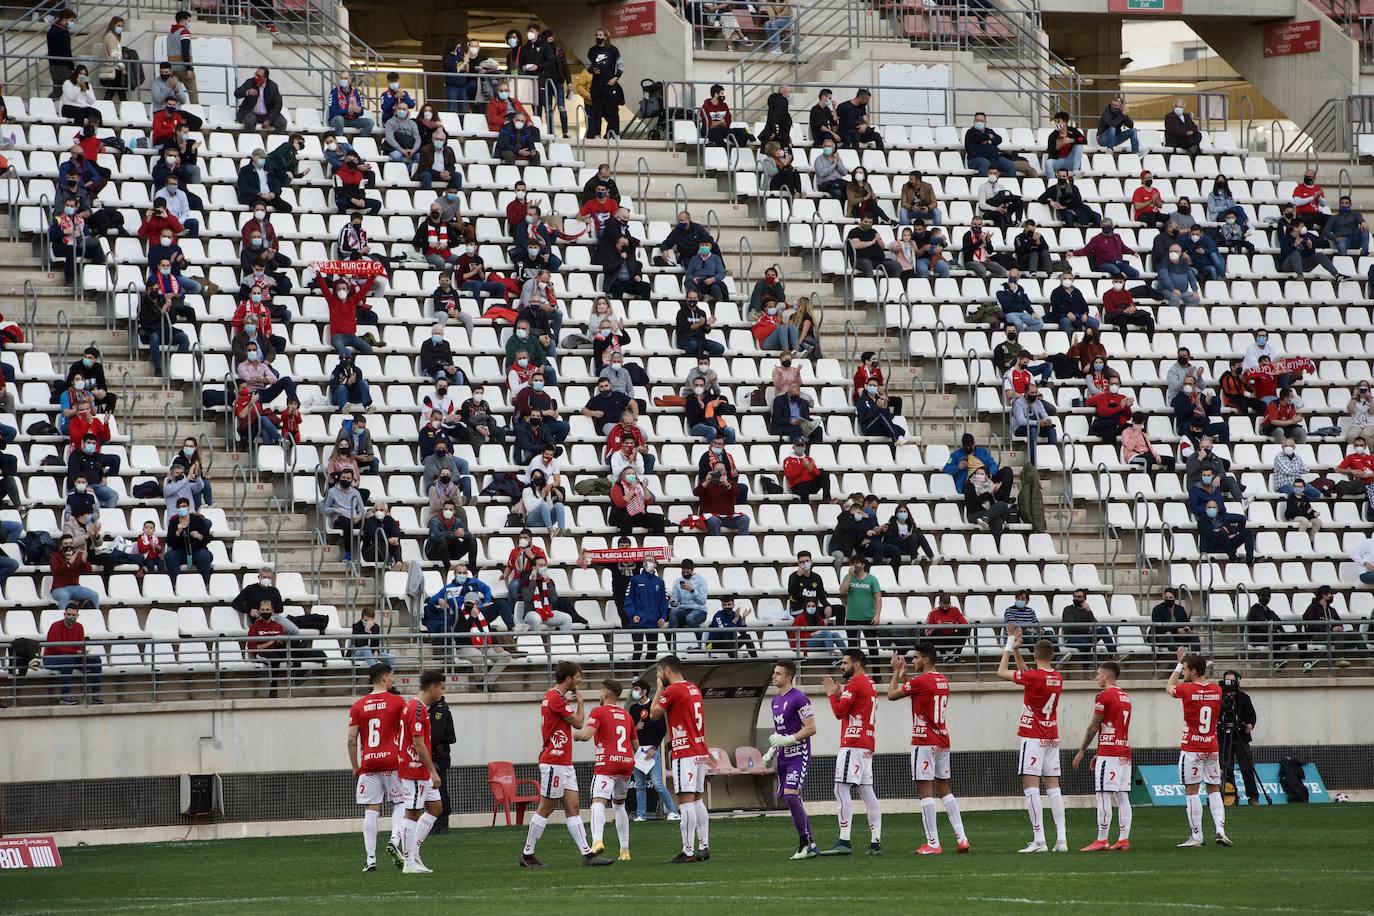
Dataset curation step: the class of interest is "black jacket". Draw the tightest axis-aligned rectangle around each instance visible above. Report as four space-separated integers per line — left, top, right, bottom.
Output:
166 512 213 554
809 103 837 143
786 570 830 613
66 448 108 489
828 513 871 557
420 337 454 376
234 77 283 122
233 581 284 615
429 695 456 760
764 91 792 134
770 393 811 434
659 221 715 265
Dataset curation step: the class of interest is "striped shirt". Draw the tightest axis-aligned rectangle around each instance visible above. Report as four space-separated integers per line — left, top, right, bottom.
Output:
1003 604 1041 632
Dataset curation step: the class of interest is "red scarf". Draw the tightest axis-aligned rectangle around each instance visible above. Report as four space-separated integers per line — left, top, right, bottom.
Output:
529 578 553 621
425 220 449 255
465 610 491 647
704 447 736 475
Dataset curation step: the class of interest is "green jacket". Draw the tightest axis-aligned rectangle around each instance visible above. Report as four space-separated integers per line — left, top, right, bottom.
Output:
504 331 547 366
265 140 297 176
1017 456 1046 533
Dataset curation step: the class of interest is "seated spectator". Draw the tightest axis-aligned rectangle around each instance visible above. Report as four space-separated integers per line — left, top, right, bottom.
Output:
135 520 165 574
1060 590 1117 660
1038 168 1098 227
414 204 463 269
263 134 306 192
808 88 842 146
604 409 655 471
791 600 845 657
1154 244 1202 307
782 441 832 501
1198 497 1257 566
1322 194 1369 256
955 217 1005 280
1246 588 1299 657
59 66 101 125
1272 437 1320 500
383 102 422 173
1149 588 1199 653
521 468 568 532
675 291 725 357
1129 170 1166 227
1042 111 1086 173
1164 97 1202 155
379 71 415 124
771 381 821 444
837 88 882 149
333 152 381 215
695 461 750 536
846 215 899 279
602 234 651 300
1074 220 1137 278
962 465 1014 540
668 560 709 636
759 140 801 197
1186 436 1246 503
321 468 365 563
976 167 1024 229
684 243 729 303
485 81 527 132
1101 276 1154 339
1096 95 1138 153
1011 384 1058 456
1183 224 1226 280
416 126 458 191
964 113 1014 176
609 467 665 534
897 223 949 280
1205 175 1248 225
1216 357 1262 418
155 171 200 238
361 501 403 569
455 248 516 308
1284 477 1323 533
236 149 289 213
237 338 295 405
897 170 942 225
1086 378 1133 443
752 295 801 352
1002 591 1056 652
49 194 107 283
1169 196 1196 232
700 83 755 147
1262 387 1307 443
165 497 213 584
686 375 737 442
1002 350 1049 404
44 605 102 704
705 598 757 658
327 72 374 136
994 270 1041 332
351 608 394 666
943 431 1011 493
417 322 461 382
1279 222 1343 279
828 500 892 567
1012 220 1050 274
855 379 905 442
1121 416 1174 472
1072 330 1108 379
846 168 892 223
495 111 541 165
235 66 286 132
329 354 372 411
812 139 848 200
1293 167 1330 229
885 502 935 563
1301 587 1359 670
136 277 191 378
59 166 122 240
234 385 281 445
749 268 786 318
1046 273 1098 333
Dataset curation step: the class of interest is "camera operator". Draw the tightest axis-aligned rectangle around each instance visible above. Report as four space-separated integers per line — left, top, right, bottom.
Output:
1218 669 1262 805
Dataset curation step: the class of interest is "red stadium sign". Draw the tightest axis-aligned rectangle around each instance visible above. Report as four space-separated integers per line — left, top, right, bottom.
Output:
603 1 657 38
1264 20 1321 57
0 837 62 869
580 546 672 564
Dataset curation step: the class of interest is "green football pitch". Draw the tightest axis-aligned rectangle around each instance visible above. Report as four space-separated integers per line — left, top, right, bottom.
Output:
5 805 1371 915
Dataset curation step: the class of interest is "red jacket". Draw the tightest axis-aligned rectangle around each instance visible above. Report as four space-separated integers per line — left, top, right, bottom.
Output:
44 619 86 656
604 423 646 460
247 618 286 652
1087 391 1133 424
1263 400 1298 428
49 552 92 591
924 605 968 635
232 298 273 337
693 479 739 517
1073 233 1131 268
1101 287 1135 318
240 215 278 249
137 212 185 243
151 110 186 146
1245 370 1278 401
782 454 822 488
318 275 376 337
67 414 109 448
485 97 528 133
701 98 731 130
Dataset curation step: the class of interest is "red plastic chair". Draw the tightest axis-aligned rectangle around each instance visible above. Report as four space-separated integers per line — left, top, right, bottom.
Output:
488 761 540 826
734 745 775 775
708 747 740 775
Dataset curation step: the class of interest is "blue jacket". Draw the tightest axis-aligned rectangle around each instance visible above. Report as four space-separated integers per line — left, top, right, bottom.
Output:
995 283 1033 315
943 446 999 490
495 122 540 155
423 576 493 633
625 572 668 628
1047 286 1089 321
57 159 100 187
379 88 415 122
770 393 811 434
671 573 709 614
328 86 365 122
685 252 727 286
1186 483 1227 520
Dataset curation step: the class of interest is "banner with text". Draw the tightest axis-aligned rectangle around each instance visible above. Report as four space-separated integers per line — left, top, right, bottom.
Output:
0 837 62 868
1136 763 1330 805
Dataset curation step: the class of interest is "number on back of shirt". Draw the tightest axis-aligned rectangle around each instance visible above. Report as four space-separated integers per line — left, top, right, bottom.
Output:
367 718 381 749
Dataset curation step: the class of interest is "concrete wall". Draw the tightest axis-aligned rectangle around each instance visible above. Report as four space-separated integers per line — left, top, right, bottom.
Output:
534 0 692 91
5 678 1370 783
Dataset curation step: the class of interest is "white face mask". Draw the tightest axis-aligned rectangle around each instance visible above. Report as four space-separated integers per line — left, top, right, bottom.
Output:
374 511 385 521
1060 279 1073 288
1173 106 1184 116
1169 252 1181 262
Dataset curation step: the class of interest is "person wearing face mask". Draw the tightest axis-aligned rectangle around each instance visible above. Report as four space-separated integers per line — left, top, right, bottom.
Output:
321 468 366 564
383 101 422 174
811 138 850 201
44 598 104 704
376 70 415 125
855 374 906 442
151 60 191 109
485 79 529 133
235 149 290 213
1001 590 1056 654
260 132 306 194
585 29 624 138
442 37 483 114
164 496 214 584
1171 375 1227 442
1289 167 1330 228
609 466 667 534
751 293 800 352
683 239 730 303
237 337 296 405
1101 273 1154 340
233 66 286 132
1182 224 1225 280
1163 97 1202 156
1086 375 1133 444
66 426 120 510
1042 111 1086 175
963 112 1014 176
415 127 459 190
135 276 191 377
1073 220 1137 279
845 167 890 223
976 167 1025 230
65 347 116 414
60 64 101 125
1318 192 1368 258
1154 243 1202 307
1095 95 1138 153
47 8 78 100
1129 169 1167 227
658 211 718 266
770 379 821 445
419 322 462 383
425 498 478 577
1199 497 1258 566
992 270 1040 333
686 362 739 440
334 151 382 216
781 442 832 502
1261 386 1308 444
828 500 884 567
694 460 751 537
1059 590 1117 663
494 107 542 165
170 437 213 507
326 71 374 136
521 468 569 533
1045 273 1097 334
699 82 755 147
414 205 463 269
1010 383 1057 463
885 501 935 564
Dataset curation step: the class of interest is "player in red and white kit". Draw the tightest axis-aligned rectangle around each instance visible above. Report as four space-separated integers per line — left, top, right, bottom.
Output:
1072 660 1133 851
998 626 1067 852
573 678 637 861
889 642 969 855
397 670 447 874
650 654 714 863
346 662 406 872
1167 649 1233 848
819 648 883 856
521 661 615 869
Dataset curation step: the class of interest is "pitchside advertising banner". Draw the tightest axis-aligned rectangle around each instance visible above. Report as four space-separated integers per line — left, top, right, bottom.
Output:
1136 764 1331 805
0 836 62 868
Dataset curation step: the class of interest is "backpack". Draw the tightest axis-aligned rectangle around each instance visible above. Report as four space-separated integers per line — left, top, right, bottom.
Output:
18 531 55 565
1278 757 1308 803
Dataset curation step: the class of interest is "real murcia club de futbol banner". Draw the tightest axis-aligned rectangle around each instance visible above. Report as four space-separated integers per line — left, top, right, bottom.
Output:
0 837 62 868
1135 763 1331 806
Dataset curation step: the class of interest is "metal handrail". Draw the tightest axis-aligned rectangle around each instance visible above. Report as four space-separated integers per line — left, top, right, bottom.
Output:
809 209 823 282
907 369 927 443
221 373 237 450
283 434 299 507
308 527 327 608
2 165 17 242
841 319 857 370
673 182 689 224
737 235 753 291
158 309 173 396
53 308 71 367
634 156 650 204
266 495 286 570
161 408 178 455
933 319 948 393
1056 490 1072 556
20 279 36 346
1269 120 1287 181
190 343 205 425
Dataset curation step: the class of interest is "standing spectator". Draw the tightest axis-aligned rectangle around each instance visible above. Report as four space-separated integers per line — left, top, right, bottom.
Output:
98 16 130 102
839 556 884 655
626 561 669 663
167 9 199 103
47 8 77 100
443 38 482 114
1096 95 1138 153
321 469 365 562
758 83 792 146
327 72 375 136
964 112 1014 176
235 67 287 132
585 28 623 139
44 605 103 704
165 497 213 584
1164 97 1202 155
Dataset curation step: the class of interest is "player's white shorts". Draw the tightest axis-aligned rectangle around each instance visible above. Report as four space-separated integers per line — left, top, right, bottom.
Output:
911 745 951 782
1094 754 1131 792
1179 750 1222 786
355 771 398 805
1018 737 1062 777
591 772 631 802
670 754 709 795
539 763 578 799
398 777 440 810
834 747 874 786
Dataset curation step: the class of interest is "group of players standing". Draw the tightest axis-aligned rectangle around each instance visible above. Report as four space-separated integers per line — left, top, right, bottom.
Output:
345 624 1234 872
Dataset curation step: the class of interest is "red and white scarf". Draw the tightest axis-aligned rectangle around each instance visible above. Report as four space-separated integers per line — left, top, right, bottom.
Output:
466 610 491 647
623 482 646 515
529 579 553 621
425 220 449 255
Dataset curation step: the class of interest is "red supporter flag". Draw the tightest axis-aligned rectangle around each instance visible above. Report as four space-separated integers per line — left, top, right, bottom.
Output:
312 259 385 278
579 546 673 566
1250 357 1314 377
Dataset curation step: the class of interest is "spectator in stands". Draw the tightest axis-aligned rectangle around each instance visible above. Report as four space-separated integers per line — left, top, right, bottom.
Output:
1279 221 1342 279
977 167 1024 229
705 597 757 658
1171 377 1226 441
791 600 845 657
44 604 102 704
695 461 750 536
1154 243 1202 307
1184 436 1245 503
1198 496 1257 566
917 595 966 662
444 38 488 115
846 215 899 279
1131 171 1166 227
49 194 106 283
674 291 725 357
321 275 375 357
138 197 185 245
50 533 99 613
1074 219 1137 278
959 216 1006 279
136 276 190 378
667 560 710 637
1086 378 1133 443
1148 588 1198 653
812 139 848 201
1345 385 1374 444
855 378 905 442
585 376 632 435
1293 167 1329 228
1322 194 1369 257
1219 357 1264 417
959 463 1011 539
885 502 935 563
1272 437 1320 501
1262 387 1307 443
151 233 213 300
760 140 802 198
60 166 123 239
809 88 842 147
425 497 476 577
610 467 665 534
521 468 568 533
415 126 458 191
415 204 462 269
424 463 463 521
1061 589 1117 660
1164 347 1204 402
1171 195 1200 230
1047 272 1097 333
485 80 527 133
893 223 947 279
1301 587 1358 670
360 501 403 570
1121 416 1173 472
1095 95 1138 153
1043 111 1086 174
1183 224 1226 280
349 608 394 666
378 71 415 125
59 65 100 125
627 559 669 662
321 468 365 563
328 353 371 411
236 148 289 213
234 66 286 132
684 241 730 303
1002 592 1055 651
377 98 421 173
964 112 1014 176
580 165 622 206
1203 176 1247 227
152 96 199 147
234 385 281 445
685 374 737 442
781 441 832 502
327 72 374 136
238 338 296 403
98 18 128 101
164 460 205 518
659 211 718 266
258 135 305 196
1102 275 1154 338
150 61 191 111
835 88 880 149
700 83 754 147
899 170 942 226
1011 383 1057 455
1245 589 1298 659
454 248 513 309
334 151 382 215
1163 97 1202 155
1212 211 1254 260
46 8 77 99
770 381 820 444
1282 473 1323 533
66 347 116 414
165 497 213 584
943 431 1009 494
421 324 460 382
602 235 651 300
1002 350 1045 404
993 270 1040 332
839 556 884 654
